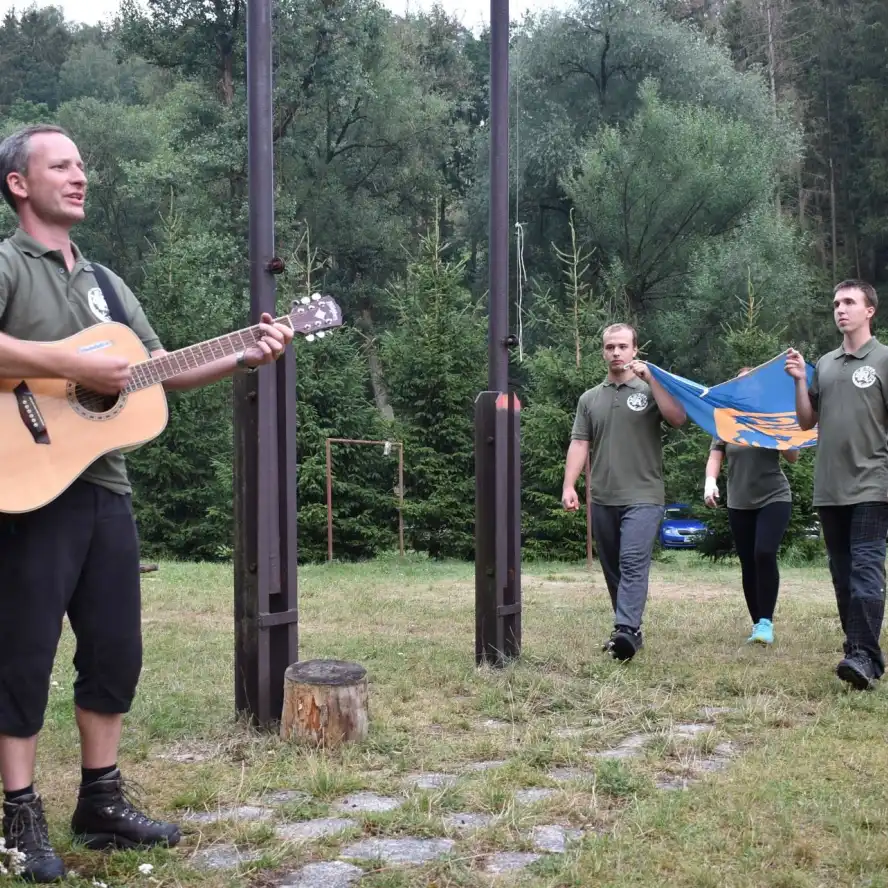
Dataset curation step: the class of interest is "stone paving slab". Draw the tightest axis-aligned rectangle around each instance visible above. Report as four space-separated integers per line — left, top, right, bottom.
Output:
480 718 512 730
405 772 458 790
184 805 273 824
190 844 263 870
443 812 496 832
340 837 455 865
530 824 584 853
588 732 651 760
275 818 356 842
655 741 737 789
553 727 586 738
700 706 736 718
547 766 586 782
696 741 736 772
465 760 508 772
655 775 690 791
483 851 543 874
672 723 713 740
515 788 557 804
157 742 218 764
277 861 363 888
334 792 403 813
264 790 312 805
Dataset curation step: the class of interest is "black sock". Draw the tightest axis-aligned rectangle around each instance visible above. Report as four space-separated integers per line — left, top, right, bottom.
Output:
4 785 34 802
81 764 117 785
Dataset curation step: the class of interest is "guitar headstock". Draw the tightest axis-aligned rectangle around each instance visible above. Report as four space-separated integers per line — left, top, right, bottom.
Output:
287 294 343 342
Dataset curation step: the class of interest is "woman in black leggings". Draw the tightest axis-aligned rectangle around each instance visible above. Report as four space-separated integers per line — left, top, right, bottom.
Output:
703 370 798 644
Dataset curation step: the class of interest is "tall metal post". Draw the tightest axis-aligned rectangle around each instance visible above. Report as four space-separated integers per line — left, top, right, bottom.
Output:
234 0 299 728
475 0 521 666
488 0 509 396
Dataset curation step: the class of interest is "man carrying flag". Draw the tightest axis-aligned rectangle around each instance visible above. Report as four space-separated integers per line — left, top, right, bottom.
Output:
562 323 687 662
786 279 888 690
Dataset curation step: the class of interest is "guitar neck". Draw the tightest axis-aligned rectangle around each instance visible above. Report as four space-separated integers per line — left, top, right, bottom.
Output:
125 315 295 392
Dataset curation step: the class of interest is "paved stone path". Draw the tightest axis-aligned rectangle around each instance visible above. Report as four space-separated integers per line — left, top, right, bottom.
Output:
180 709 740 885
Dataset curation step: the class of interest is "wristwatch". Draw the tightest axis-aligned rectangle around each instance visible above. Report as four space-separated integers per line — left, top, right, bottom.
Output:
235 351 258 373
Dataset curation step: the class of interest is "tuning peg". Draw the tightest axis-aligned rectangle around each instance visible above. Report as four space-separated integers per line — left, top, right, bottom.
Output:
306 334 315 342
300 296 310 304
311 292 321 301
317 331 325 338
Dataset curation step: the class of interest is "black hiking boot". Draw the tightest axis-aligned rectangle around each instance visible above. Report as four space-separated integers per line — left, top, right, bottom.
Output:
836 650 878 691
604 626 644 662
2 793 66 883
70 770 181 850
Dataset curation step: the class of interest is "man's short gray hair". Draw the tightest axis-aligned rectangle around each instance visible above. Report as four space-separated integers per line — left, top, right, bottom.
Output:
0 124 72 211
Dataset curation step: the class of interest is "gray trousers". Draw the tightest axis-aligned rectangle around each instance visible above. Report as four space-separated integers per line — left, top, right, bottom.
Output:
591 504 663 630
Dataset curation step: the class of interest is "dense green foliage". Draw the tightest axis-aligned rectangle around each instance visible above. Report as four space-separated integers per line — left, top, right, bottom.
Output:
1 0 882 562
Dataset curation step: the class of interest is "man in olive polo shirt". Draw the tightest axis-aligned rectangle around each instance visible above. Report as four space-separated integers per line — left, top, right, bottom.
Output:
562 323 687 661
0 123 293 882
787 279 888 690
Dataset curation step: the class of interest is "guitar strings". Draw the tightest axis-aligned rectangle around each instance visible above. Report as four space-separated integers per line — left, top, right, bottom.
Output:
73 301 329 412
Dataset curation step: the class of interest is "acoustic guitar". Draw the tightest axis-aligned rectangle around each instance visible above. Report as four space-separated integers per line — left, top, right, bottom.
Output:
0 294 342 514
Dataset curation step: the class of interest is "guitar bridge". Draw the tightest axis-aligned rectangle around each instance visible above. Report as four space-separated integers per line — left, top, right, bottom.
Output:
13 381 50 445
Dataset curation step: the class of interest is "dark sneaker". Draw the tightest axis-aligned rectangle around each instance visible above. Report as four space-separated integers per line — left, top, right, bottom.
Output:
607 626 644 662
2 793 66 883
836 651 877 691
70 770 181 850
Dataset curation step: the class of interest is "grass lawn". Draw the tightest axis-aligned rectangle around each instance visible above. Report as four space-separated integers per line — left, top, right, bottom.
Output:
18 552 888 888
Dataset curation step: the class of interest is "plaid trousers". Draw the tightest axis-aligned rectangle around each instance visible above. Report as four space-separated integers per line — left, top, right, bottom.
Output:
818 503 888 677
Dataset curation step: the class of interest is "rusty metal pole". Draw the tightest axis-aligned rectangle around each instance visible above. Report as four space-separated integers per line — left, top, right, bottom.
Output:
397 444 405 557
234 0 299 728
324 438 404 562
474 0 521 666
326 438 333 563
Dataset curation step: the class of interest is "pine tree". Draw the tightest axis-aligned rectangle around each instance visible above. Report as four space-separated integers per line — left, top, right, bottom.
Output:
379 226 487 559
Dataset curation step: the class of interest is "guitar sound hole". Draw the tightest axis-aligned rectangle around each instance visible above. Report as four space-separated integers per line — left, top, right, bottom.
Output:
73 385 122 416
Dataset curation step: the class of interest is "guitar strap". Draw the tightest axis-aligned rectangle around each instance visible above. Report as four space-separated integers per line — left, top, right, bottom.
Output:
91 263 130 327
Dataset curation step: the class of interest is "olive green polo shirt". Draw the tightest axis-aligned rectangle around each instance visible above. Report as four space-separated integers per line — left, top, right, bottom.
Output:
710 439 791 510
571 377 665 506
0 227 162 496
808 337 888 507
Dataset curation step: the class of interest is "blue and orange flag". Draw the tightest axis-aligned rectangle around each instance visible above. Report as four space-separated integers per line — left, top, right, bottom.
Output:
647 352 818 450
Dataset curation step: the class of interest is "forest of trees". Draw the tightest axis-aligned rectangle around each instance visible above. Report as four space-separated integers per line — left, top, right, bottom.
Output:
1 0 884 562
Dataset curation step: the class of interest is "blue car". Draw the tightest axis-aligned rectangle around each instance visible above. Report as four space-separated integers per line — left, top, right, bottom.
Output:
659 503 707 549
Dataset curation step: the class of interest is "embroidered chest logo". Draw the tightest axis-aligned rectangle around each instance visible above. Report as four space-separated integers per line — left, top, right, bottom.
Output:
626 392 649 412
87 286 111 322
852 365 877 389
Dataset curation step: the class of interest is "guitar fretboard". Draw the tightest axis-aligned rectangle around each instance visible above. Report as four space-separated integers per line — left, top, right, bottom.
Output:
124 317 294 392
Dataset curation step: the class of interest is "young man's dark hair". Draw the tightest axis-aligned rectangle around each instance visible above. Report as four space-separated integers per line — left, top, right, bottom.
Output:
834 279 877 312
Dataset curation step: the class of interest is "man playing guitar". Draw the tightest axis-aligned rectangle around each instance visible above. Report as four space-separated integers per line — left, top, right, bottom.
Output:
0 123 294 882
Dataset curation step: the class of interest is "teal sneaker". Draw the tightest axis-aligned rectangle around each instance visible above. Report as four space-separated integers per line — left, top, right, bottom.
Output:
748 619 774 645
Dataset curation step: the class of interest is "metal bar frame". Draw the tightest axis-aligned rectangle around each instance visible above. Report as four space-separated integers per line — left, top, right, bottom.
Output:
325 437 405 562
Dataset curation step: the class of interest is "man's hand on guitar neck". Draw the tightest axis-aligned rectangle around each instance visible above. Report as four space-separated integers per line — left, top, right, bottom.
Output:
159 311 295 392
241 312 294 368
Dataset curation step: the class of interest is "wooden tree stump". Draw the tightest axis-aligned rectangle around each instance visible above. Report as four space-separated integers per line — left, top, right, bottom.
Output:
280 659 369 746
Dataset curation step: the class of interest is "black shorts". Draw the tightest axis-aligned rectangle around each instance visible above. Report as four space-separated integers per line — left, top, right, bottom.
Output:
0 480 143 738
